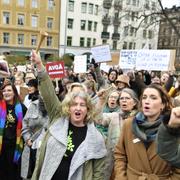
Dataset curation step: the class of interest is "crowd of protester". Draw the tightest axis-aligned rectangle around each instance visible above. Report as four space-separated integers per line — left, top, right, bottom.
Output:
0 51 180 180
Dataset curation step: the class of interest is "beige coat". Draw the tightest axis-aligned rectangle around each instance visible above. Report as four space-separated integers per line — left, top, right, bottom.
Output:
114 117 180 180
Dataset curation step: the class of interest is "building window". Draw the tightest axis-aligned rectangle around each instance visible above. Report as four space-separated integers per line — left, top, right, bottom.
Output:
3 32 10 44
123 26 129 36
133 42 136 49
102 39 107 44
88 4 93 14
47 17 53 29
47 36 52 46
3 0 10 4
142 43 145 48
68 18 73 29
129 42 133 49
94 5 98 15
148 30 153 39
94 22 97 32
123 41 127 49
31 35 37 46
126 0 130 5
68 0 74 12
67 36 72 46
80 37 85 47
18 0 24 6
87 38 91 47
81 2 87 13
132 0 137 6
149 44 152 49
18 34 24 45
88 21 92 31
113 41 117 50
17 14 25 26
81 20 86 30
31 15 38 27
143 29 146 38
93 38 96 46
3 12 10 24
32 0 38 8
48 0 54 10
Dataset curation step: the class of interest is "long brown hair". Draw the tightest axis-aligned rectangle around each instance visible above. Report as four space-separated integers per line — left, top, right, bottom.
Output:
1 82 22 104
139 83 172 114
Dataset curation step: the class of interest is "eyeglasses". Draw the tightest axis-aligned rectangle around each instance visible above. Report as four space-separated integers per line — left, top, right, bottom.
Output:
119 97 132 101
109 96 119 100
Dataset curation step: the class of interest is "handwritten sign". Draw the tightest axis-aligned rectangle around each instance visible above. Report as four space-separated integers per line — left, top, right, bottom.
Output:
46 61 65 78
136 50 171 71
74 55 87 73
119 50 137 69
91 45 111 63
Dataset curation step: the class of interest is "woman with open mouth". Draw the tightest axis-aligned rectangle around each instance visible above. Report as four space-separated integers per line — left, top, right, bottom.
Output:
114 84 180 179
30 50 107 180
0 81 27 180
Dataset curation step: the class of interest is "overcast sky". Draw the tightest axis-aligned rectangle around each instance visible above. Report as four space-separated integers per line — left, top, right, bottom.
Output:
161 0 180 8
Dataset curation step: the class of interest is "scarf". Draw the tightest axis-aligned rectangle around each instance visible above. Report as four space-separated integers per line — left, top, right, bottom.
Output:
132 112 163 143
0 100 23 163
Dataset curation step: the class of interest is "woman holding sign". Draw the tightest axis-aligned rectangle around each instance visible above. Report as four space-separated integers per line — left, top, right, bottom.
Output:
30 50 106 180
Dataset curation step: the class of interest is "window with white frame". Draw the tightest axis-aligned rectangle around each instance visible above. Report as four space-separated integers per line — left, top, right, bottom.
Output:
88 21 92 31
3 0 10 4
81 2 87 13
67 36 72 46
88 4 93 14
17 14 25 25
47 36 52 46
31 15 38 27
32 0 38 8
94 22 97 32
18 34 24 45
93 38 96 46
3 12 10 24
48 0 54 10
47 17 53 29
68 0 74 12
80 37 85 47
81 20 86 30
3 32 10 44
18 0 25 6
87 38 91 47
31 35 37 45
68 18 73 29
94 5 98 15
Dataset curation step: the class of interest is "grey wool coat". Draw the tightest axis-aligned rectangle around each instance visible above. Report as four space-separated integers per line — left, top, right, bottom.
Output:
21 99 49 178
31 69 107 180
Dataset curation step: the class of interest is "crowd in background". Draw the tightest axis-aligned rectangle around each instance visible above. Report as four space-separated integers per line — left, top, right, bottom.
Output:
0 53 180 180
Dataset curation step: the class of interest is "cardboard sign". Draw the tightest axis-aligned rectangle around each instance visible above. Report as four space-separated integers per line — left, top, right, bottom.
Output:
74 55 87 73
46 61 65 78
91 45 111 63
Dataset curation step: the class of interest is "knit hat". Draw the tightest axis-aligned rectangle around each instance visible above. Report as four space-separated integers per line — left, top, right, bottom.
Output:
115 74 130 87
27 79 38 89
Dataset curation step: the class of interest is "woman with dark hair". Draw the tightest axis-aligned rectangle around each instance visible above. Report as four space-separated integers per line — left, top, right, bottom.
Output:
0 82 27 180
114 84 180 179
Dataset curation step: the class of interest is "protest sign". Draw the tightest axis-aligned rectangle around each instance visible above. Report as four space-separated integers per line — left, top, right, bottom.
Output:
119 50 137 69
136 50 171 71
107 52 119 65
100 63 111 73
46 61 65 78
74 55 87 73
91 45 111 63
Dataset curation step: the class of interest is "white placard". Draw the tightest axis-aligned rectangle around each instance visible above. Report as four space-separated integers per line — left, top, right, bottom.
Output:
136 50 171 71
100 63 111 73
91 45 112 63
74 55 87 73
119 50 137 69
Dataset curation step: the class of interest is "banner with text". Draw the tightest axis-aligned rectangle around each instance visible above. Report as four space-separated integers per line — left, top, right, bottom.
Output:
46 61 65 78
